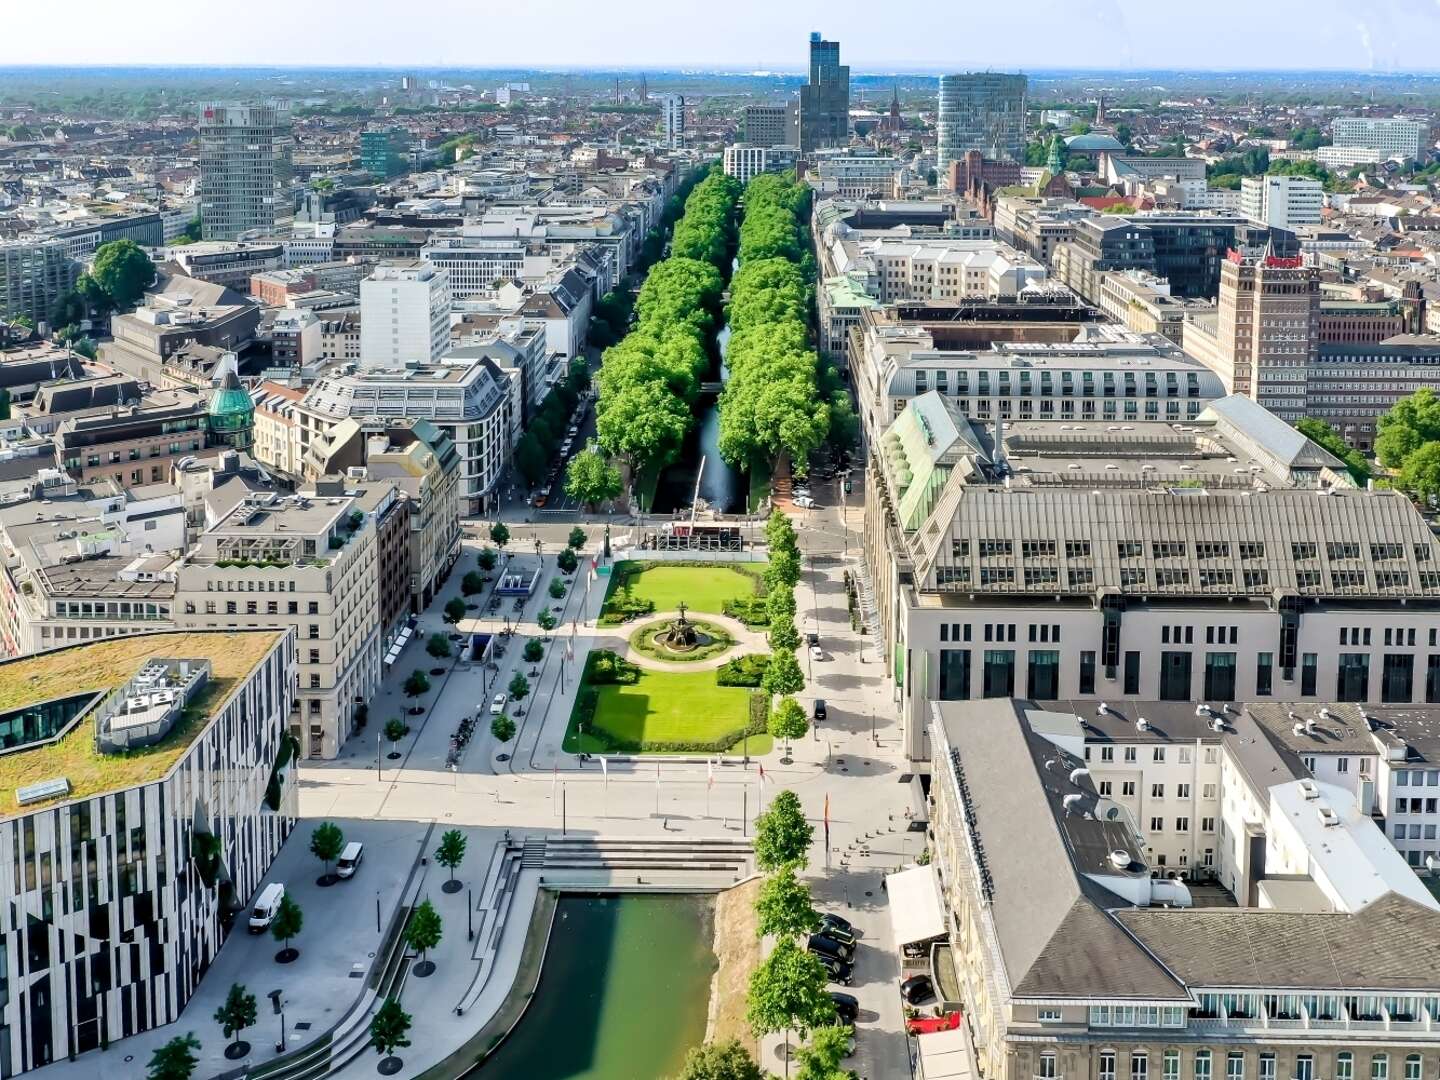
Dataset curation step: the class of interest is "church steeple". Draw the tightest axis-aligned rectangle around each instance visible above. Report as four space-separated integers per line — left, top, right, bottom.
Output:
1047 135 1065 174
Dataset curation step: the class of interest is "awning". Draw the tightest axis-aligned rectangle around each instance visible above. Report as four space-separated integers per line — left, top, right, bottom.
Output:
887 864 945 952
916 1027 974 1080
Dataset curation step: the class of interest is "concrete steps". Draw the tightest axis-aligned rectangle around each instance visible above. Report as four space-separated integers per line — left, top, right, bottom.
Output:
520 836 547 869
538 835 753 886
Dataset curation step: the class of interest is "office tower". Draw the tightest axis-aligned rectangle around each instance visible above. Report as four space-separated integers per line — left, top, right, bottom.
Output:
741 104 789 147
657 93 685 149
360 261 452 368
788 32 850 152
1332 116 1427 159
1211 248 1320 416
1240 175 1324 230
360 128 411 180
936 74 1027 179
0 238 77 324
197 102 294 241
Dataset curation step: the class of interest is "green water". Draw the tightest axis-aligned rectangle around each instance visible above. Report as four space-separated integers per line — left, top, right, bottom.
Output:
480 894 718 1079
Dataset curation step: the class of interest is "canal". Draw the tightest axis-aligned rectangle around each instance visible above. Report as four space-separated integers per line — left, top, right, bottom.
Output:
476 894 717 1079
652 326 744 515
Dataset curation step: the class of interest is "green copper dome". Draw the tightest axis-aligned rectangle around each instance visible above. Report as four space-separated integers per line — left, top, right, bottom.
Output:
207 370 254 450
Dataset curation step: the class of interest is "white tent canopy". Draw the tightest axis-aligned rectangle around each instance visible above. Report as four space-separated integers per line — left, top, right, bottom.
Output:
917 1027 975 1080
886 864 945 951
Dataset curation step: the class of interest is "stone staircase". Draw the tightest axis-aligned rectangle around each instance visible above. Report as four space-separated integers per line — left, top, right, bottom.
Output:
537 835 754 889
520 836 547 870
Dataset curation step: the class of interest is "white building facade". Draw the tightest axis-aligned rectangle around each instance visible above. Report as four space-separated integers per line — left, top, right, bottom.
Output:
359 261 453 368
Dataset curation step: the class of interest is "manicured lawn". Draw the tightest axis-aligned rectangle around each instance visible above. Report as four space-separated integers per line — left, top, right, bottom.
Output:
607 561 764 616
564 667 772 755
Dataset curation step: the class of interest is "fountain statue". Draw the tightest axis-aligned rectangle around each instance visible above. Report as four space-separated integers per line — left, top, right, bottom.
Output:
659 601 700 650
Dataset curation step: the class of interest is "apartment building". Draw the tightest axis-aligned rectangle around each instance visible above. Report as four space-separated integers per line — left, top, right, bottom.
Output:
359 261 453 368
174 489 381 759
741 104 789 147
420 235 562 297
926 696 1440 1080
0 238 78 324
1309 335 1440 450
171 243 285 291
810 152 904 199
1183 249 1320 420
1097 269 1216 347
0 629 295 1074
657 93 685 149
51 386 211 487
249 380 307 478
722 145 801 184
865 390 1440 764
1317 116 1429 168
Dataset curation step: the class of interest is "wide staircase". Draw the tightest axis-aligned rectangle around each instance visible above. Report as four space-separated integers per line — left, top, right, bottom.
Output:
536 835 754 890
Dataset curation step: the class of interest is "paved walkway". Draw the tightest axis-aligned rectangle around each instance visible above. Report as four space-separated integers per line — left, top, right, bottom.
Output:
613 609 767 672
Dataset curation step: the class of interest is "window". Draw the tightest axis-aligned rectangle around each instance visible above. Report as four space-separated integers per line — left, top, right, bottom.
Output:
983 651 1015 698
1037 1008 1061 1022
1371 1056 1388 1080
1227 1053 1245 1080
1202 817 1215 832
1153 748 1166 763
1337 1054 1353 1080
1151 783 1165 799
1102 1053 1117 1080
1039 1054 1058 1080
1195 1052 1212 1080
1133 1055 1149 1080
1177 783 1190 799
1027 650 1060 698
1101 746 1114 762
1164 1053 1180 1080
1125 746 1138 762
1124 651 1141 694
1301 652 1318 696
1122 781 1136 796
1256 651 1273 696
1099 781 1113 796
1080 651 1096 694
1258 1056 1275 1080
1151 816 1164 831
1404 1057 1420 1080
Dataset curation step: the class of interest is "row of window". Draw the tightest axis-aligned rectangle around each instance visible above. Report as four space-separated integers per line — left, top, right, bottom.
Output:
912 369 1204 396
1072 1050 1413 1080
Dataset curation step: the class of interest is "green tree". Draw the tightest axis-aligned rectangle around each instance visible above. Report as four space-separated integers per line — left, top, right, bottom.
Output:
767 696 809 759
514 431 547 486
557 547 579 574
765 509 799 556
478 546 499 572
754 789 814 871
462 570 485 596
404 898 443 962
768 613 801 654
369 998 413 1061
568 526 587 550
1295 418 1370 486
435 829 467 885
491 713 517 742
1377 388 1440 469
383 717 409 745
1399 441 1440 505
309 821 345 879
549 577 567 599
568 354 592 393
49 289 87 328
147 1033 202 1080
538 609 558 634
767 588 797 622
426 632 452 659
403 670 431 697
762 651 805 698
444 597 467 624
0 388 10 421
490 521 511 548
508 672 531 701
765 549 802 592
673 1039 766 1080
523 638 545 663
794 1024 857 1080
755 865 821 940
746 937 834 1068
213 983 257 1053
565 449 624 510
270 894 303 954
597 380 692 474
91 239 155 308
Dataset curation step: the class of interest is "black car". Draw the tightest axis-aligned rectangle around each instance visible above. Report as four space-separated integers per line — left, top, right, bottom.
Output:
817 913 856 947
816 953 854 985
900 973 934 1004
813 698 827 722
829 991 859 1024
808 932 856 963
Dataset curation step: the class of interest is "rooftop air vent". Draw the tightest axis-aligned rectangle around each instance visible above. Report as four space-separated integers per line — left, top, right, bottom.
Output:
1097 702 1111 716
1108 849 1131 871
1136 716 1150 732
1299 778 1320 800
1068 767 1090 784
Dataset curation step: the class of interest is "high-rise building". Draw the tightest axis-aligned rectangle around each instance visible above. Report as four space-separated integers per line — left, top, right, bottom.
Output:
657 93 685 149
741 104 789 147
1240 174 1324 230
1332 116 1427 158
197 102 293 241
360 127 411 180
788 32 849 152
1186 248 1319 418
359 261 452 368
936 73 1027 179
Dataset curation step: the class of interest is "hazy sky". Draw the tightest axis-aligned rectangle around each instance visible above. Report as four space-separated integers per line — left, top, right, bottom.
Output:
5 0 1440 71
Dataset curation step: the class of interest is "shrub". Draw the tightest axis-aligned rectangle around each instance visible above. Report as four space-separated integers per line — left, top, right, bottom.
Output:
599 596 655 626
722 596 770 626
716 653 771 687
585 649 641 685
523 638 545 663
557 547 579 574
549 577 567 599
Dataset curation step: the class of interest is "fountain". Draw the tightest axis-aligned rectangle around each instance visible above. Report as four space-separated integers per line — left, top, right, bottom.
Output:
659 602 700 650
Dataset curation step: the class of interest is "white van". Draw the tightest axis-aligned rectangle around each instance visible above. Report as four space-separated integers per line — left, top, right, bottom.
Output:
336 842 365 879
248 882 285 933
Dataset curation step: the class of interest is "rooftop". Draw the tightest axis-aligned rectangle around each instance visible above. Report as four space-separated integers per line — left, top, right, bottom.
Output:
0 630 284 817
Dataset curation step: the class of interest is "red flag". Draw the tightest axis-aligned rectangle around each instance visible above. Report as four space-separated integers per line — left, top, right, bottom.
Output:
758 762 766 783
823 793 830 828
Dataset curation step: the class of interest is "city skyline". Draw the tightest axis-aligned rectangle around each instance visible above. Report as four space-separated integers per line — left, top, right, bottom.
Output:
5 0 1440 73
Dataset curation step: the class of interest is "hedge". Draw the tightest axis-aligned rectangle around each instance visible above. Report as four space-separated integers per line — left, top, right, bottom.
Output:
716 652 771 687
585 649 641 685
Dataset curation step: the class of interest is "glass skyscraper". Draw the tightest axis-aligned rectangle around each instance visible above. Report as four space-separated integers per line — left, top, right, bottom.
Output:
936 73 1027 178
789 33 850 152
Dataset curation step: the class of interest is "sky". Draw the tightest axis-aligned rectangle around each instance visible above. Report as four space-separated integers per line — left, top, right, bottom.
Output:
4 0 1440 72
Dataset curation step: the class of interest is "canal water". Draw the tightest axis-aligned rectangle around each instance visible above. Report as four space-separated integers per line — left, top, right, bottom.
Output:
652 324 744 514
477 894 717 1079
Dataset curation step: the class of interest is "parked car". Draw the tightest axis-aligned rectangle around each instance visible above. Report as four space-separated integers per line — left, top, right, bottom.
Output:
817 916 856 949
819 911 856 938
900 973 935 1004
248 883 285 934
808 932 855 963
792 486 811 499
489 693 508 715
794 495 817 510
816 953 853 985
336 842 365 879
829 991 859 1024
810 644 825 661
813 698 828 722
